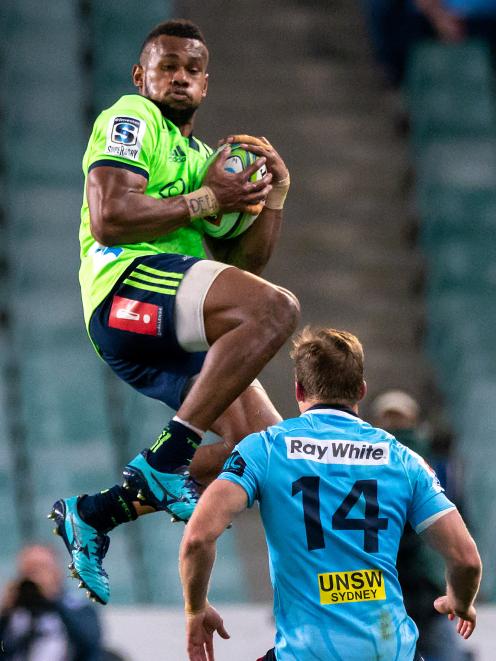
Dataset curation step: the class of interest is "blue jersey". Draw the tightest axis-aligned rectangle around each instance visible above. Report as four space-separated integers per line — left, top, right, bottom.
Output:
443 0 496 16
218 407 455 661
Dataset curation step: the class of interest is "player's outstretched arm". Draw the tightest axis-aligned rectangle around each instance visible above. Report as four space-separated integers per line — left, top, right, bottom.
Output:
421 509 482 639
206 135 290 274
180 480 248 660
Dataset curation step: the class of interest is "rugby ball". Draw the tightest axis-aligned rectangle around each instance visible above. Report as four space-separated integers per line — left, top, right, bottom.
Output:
201 144 267 239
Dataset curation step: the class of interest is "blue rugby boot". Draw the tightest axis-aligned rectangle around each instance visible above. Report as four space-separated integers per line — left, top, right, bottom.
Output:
122 452 200 523
48 497 110 605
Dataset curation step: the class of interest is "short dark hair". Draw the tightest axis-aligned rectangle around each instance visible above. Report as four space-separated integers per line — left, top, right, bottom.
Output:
139 19 207 59
291 326 364 403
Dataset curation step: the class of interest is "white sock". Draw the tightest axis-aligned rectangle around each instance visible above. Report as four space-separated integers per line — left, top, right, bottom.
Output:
172 415 205 438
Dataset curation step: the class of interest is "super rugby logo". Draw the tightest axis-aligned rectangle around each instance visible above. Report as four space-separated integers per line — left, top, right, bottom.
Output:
285 437 389 465
111 116 140 145
106 116 146 161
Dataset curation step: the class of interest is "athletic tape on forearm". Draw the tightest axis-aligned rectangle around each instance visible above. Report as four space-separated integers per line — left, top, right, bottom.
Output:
184 599 209 616
184 186 219 219
265 175 290 210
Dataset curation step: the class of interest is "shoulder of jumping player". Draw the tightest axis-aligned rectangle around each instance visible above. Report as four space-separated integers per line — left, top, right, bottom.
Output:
99 93 163 125
186 134 214 159
84 95 167 178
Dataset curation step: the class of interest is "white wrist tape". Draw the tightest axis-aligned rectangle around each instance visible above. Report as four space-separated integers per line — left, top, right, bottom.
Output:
184 186 219 219
265 175 290 210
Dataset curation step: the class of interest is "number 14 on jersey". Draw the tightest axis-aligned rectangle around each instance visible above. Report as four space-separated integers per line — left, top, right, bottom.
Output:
292 478 389 552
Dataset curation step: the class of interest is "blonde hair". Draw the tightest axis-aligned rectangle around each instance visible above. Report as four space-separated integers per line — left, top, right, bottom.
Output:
290 326 364 403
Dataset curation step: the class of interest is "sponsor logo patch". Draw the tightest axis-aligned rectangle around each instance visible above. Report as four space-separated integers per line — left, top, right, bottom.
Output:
89 243 123 274
222 451 246 477
108 296 162 336
318 569 386 605
105 116 146 161
408 448 443 493
285 437 389 465
169 145 187 163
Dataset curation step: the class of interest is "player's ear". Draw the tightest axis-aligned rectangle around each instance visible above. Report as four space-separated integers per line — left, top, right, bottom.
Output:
132 64 144 90
295 380 305 403
358 380 367 402
202 73 209 99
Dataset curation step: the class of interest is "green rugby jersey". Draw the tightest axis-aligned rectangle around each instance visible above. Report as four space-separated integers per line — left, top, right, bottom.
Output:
79 94 213 325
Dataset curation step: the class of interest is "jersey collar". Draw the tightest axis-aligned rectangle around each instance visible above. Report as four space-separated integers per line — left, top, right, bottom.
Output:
302 403 360 421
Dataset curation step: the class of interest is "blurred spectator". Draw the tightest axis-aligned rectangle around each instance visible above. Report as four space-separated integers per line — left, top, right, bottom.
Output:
371 389 423 447
416 0 496 45
371 390 472 661
363 0 496 87
362 0 417 87
429 426 466 509
0 545 103 661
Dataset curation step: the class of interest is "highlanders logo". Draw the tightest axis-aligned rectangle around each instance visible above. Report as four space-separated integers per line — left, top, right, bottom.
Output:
222 451 246 477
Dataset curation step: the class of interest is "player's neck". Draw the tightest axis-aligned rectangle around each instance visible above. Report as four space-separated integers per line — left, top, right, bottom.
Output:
179 120 194 137
299 399 359 416
146 96 196 135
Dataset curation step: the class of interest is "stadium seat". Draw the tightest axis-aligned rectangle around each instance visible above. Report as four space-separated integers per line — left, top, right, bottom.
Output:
457 380 496 563
426 240 496 295
7 186 83 235
406 40 495 145
3 0 78 30
91 1 173 104
417 139 496 194
418 188 496 248
409 86 494 145
6 87 83 137
0 376 21 580
407 40 493 95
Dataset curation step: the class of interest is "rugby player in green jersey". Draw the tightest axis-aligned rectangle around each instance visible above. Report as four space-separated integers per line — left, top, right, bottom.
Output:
49 19 299 605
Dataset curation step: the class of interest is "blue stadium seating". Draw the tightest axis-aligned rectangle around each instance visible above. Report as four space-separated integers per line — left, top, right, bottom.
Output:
408 39 496 597
407 40 495 145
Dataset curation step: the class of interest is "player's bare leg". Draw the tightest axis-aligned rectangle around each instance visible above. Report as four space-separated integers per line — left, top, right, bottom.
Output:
189 383 282 485
123 267 298 520
130 384 280 511
177 267 299 429
127 267 298 510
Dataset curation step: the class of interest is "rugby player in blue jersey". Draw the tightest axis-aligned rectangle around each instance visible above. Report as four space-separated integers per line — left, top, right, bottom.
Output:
179 327 482 661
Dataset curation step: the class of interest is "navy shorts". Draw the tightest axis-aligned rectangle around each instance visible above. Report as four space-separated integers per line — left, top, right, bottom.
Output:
257 650 276 661
89 253 206 411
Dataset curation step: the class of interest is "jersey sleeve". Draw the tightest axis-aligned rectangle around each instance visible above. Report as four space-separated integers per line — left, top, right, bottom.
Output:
402 446 456 533
85 96 159 179
217 431 270 507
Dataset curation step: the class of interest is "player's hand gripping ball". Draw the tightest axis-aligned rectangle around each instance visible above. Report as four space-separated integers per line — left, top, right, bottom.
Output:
200 144 267 239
